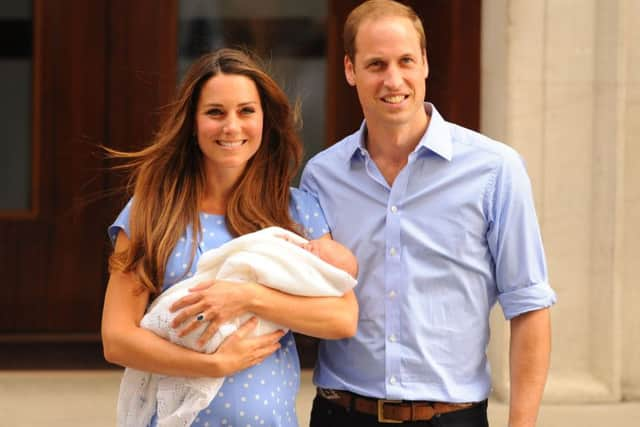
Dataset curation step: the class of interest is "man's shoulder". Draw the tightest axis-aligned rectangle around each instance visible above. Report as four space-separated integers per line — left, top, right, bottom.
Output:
306 130 360 168
448 121 521 164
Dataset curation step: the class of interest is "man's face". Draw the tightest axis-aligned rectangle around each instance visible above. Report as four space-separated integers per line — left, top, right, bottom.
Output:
345 16 428 130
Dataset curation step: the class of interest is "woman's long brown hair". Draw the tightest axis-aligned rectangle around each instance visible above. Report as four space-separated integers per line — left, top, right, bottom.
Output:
108 49 302 294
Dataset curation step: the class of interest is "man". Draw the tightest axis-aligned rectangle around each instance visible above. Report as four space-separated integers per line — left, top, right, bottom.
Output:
300 1 556 426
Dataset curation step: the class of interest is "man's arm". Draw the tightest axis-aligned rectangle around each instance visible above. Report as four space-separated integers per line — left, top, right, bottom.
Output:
508 307 551 427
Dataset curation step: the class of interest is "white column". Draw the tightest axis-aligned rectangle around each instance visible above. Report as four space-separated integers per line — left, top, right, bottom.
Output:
622 0 640 402
481 0 639 404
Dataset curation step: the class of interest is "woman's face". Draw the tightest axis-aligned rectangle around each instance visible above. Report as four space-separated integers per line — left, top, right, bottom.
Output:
194 72 264 178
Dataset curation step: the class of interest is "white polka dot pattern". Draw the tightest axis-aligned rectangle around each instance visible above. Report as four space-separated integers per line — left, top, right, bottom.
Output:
109 189 329 427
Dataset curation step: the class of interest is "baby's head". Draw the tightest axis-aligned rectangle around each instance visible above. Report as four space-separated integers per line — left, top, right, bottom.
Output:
276 233 358 278
303 239 358 278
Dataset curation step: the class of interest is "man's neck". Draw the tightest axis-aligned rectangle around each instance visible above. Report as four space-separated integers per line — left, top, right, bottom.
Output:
365 113 430 185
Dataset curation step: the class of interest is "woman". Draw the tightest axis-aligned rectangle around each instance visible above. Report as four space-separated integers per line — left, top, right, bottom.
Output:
102 48 358 427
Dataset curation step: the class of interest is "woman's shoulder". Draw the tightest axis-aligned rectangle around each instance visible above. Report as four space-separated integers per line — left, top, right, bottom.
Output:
108 198 134 244
288 187 321 217
288 188 328 239
289 187 316 206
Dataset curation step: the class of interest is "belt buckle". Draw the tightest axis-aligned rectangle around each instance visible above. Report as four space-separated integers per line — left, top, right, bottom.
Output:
318 388 341 400
377 399 403 423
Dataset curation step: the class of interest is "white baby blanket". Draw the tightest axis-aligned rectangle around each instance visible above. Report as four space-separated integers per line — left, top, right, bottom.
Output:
116 227 357 427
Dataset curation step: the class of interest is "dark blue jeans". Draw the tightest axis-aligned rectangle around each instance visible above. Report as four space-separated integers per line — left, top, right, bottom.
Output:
310 395 489 427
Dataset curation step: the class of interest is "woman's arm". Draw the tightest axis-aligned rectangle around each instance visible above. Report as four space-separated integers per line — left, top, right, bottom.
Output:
170 234 359 346
101 231 284 377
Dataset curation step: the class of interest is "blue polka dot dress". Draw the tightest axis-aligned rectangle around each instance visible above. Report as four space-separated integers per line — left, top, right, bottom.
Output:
108 188 330 427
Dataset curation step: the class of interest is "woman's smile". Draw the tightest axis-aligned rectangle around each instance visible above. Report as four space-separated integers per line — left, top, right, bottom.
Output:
216 139 247 149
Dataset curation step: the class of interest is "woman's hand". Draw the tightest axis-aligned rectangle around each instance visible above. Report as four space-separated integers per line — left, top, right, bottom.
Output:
210 317 285 377
169 280 256 346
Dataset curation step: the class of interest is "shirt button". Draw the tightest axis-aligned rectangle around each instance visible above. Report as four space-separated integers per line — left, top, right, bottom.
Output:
388 290 396 299
390 205 398 213
389 334 397 342
389 376 397 384
389 247 397 256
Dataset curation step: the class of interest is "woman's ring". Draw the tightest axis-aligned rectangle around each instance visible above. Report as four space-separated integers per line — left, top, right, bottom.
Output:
196 313 205 322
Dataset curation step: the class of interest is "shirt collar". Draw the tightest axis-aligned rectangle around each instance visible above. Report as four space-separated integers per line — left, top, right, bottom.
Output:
346 102 453 163
418 103 453 161
343 121 369 162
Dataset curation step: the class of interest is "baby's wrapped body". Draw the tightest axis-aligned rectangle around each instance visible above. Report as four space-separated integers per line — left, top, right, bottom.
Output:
117 227 357 427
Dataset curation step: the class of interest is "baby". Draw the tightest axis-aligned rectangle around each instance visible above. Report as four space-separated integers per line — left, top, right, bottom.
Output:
285 235 358 279
117 227 358 427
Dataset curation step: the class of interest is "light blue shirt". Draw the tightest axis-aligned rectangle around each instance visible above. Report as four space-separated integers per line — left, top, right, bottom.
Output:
300 103 556 402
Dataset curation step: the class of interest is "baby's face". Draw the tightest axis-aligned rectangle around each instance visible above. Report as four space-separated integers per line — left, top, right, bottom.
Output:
302 240 323 258
307 239 341 264
278 236 335 265
277 234 323 257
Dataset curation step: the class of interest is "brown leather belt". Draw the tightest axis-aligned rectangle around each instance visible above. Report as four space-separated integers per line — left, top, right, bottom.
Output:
317 388 478 423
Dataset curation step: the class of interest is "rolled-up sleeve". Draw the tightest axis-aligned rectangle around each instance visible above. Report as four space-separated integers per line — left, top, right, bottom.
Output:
486 151 557 320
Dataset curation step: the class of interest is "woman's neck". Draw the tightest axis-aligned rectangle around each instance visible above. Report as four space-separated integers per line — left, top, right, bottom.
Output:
200 166 242 214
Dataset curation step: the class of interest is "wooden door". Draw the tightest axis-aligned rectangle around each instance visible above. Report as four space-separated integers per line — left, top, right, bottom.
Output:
0 0 110 336
0 0 177 368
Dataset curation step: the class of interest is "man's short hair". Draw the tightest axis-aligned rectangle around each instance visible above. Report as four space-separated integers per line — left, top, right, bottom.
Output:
343 0 427 62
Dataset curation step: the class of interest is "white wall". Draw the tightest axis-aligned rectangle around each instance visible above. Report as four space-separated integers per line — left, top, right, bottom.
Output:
481 0 640 406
